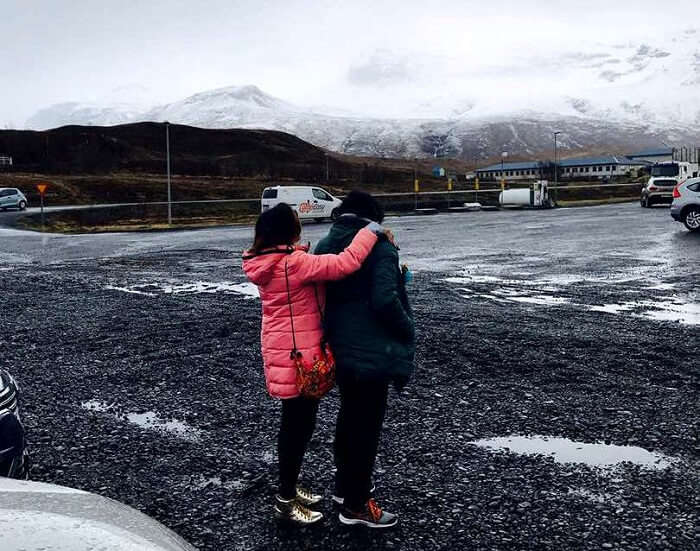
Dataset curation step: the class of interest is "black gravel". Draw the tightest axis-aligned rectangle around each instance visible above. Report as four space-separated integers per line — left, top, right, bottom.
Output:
1 207 699 550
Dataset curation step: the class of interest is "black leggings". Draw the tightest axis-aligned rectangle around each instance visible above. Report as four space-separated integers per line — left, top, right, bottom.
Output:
278 396 320 499
334 377 389 510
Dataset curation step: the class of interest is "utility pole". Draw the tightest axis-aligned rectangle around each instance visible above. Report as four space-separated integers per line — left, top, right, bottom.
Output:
165 121 172 225
553 131 561 204
325 153 329 182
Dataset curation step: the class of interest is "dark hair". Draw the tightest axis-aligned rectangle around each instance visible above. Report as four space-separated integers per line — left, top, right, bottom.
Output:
250 203 301 254
336 190 384 223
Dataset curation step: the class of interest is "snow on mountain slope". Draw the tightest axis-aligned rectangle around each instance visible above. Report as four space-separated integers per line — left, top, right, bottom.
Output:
26 102 142 129
24 33 700 160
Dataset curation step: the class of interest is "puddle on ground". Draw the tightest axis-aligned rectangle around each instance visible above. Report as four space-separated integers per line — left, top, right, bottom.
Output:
493 290 569 306
160 281 259 298
446 271 698 325
456 284 570 307
104 281 259 299
641 301 700 325
124 411 200 440
647 283 675 291
589 300 700 325
82 400 202 441
104 285 156 297
589 303 636 314
471 435 675 469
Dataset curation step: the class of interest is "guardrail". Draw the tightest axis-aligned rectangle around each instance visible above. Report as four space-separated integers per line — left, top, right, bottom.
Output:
13 180 644 231
50 181 642 208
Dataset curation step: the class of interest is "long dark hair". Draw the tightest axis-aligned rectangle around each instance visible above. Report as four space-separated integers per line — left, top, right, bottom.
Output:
249 203 301 255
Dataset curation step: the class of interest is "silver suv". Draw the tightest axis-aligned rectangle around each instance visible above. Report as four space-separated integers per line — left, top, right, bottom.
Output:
670 178 700 232
0 188 28 211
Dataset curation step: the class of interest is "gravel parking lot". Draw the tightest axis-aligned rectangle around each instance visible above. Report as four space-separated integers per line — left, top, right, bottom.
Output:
1 203 698 550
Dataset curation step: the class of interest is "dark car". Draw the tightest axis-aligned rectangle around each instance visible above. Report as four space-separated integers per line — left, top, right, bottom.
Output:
0 369 29 479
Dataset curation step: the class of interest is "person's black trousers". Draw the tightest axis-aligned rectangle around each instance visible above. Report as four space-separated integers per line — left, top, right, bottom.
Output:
278 396 320 499
334 376 389 511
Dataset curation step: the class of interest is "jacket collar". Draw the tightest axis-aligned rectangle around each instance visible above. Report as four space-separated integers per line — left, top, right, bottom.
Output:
335 213 372 229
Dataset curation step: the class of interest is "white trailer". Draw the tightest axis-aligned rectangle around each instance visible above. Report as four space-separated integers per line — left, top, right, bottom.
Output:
499 181 551 208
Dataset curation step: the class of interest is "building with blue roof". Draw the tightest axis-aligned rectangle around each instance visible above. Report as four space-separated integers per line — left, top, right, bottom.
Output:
476 154 650 181
626 147 674 163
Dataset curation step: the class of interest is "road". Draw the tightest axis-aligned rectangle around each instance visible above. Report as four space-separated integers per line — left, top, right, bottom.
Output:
1 202 698 274
0 202 698 550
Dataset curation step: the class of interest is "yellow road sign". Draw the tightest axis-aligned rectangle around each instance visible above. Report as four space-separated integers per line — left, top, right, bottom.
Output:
414 179 420 193
37 184 48 195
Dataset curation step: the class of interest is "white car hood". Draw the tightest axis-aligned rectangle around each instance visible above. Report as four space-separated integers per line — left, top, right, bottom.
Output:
0 478 196 551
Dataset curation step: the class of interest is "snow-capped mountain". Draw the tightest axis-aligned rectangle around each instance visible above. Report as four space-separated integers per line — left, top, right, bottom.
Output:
25 32 700 160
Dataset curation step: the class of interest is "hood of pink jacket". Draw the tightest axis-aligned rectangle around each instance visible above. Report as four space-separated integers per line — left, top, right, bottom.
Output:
243 245 309 286
242 251 285 286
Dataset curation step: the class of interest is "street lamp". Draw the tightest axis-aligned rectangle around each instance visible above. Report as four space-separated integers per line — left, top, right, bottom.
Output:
553 131 561 203
165 121 172 225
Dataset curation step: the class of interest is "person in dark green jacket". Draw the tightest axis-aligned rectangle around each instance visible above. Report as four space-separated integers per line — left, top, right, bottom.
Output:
315 191 415 528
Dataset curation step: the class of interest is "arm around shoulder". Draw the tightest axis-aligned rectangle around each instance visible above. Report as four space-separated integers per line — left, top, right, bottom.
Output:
294 227 378 283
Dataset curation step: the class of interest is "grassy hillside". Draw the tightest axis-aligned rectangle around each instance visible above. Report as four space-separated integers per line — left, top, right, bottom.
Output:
0 123 473 205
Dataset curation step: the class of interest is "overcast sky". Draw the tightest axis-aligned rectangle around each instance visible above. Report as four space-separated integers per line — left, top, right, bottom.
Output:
2 0 697 126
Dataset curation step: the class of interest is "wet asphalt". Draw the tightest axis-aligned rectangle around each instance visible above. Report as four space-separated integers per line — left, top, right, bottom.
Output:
0 202 698 550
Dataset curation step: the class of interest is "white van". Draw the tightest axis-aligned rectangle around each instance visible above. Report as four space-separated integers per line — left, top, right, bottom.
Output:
261 186 342 222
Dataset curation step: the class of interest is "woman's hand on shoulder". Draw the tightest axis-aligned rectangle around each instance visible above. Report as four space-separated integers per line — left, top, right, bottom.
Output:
383 229 398 248
365 222 398 249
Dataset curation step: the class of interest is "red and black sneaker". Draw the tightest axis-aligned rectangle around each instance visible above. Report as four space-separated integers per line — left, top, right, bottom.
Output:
338 498 398 528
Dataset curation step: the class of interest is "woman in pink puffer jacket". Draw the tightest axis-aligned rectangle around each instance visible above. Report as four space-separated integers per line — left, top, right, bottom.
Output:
242 203 384 524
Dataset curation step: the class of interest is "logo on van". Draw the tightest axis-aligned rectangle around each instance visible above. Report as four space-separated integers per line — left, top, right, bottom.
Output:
299 201 324 214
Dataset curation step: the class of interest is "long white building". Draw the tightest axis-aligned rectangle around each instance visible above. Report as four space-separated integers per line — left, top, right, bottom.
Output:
476 155 650 181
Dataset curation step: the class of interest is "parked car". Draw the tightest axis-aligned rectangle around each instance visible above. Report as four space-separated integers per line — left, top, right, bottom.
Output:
670 178 700 231
261 185 342 222
0 367 195 550
0 369 29 479
1 478 197 550
640 178 677 207
0 188 28 211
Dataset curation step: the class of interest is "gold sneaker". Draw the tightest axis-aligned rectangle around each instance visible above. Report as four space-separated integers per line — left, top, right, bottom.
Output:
295 485 323 506
274 495 323 525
